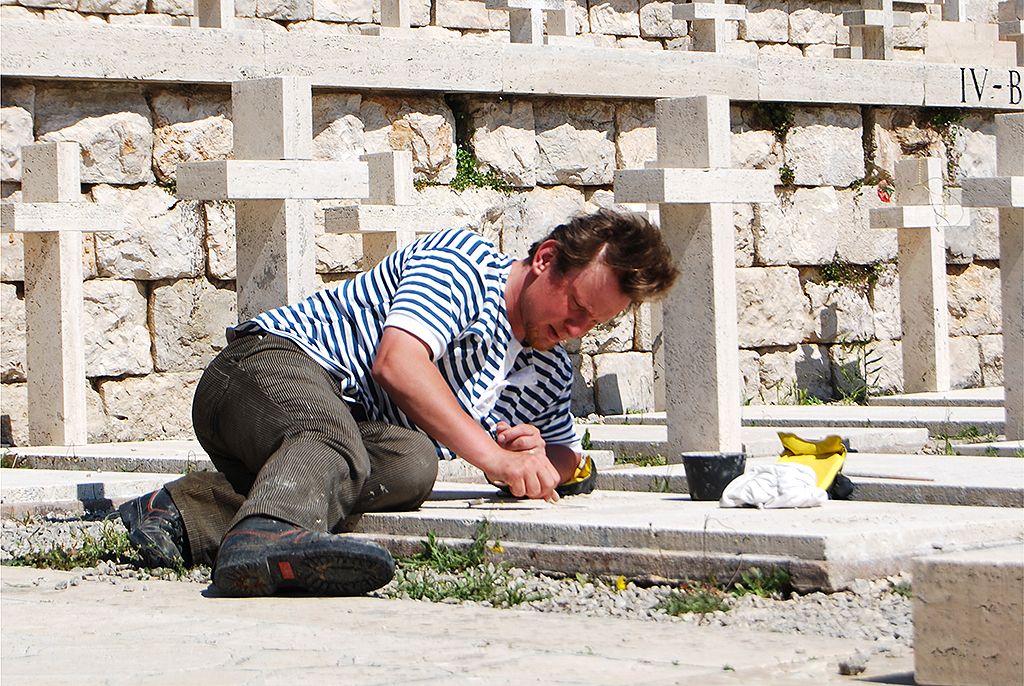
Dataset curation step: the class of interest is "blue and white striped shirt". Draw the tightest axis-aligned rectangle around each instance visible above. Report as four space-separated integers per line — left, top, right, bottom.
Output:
242 228 581 460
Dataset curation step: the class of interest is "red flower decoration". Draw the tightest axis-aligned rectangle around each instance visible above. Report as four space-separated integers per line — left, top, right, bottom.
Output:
878 185 895 203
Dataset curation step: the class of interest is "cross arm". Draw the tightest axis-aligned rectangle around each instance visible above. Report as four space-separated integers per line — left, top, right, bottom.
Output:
673 3 745 21
177 160 370 201
0 202 124 233
843 9 911 26
962 177 1024 208
870 205 971 229
324 204 481 233
614 168 776 204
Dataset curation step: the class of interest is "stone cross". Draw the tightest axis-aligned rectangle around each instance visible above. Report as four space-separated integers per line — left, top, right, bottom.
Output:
870 158 970 394
614 96 775 455
380 0 411 29
963 112 1023 441
177 77 369 321
1000 0 1024 66
487 0 575 45
842 0 910 60
192 0 233 28
941 0 967 22
672 0 746 53
0 143 123 446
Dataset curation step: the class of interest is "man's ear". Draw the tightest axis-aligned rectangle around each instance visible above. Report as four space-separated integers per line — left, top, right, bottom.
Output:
531 240 559 275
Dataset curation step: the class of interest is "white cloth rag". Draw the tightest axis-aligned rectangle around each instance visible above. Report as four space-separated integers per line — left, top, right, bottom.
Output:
719 463 828 509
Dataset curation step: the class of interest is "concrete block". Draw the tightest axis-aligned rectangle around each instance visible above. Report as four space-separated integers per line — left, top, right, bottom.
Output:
914 544 1024 686
614 168 776 204
176 160 369 200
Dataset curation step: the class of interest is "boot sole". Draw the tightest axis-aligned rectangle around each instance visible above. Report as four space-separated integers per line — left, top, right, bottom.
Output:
214 538 395 598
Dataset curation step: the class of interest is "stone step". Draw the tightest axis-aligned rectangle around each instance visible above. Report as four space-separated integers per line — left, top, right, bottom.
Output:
352 482 1024 592
599 454 1024 508
0 468 177 516
582 424 930 457
598 404 1007 436
867 387 1005 408
953 440 1024 457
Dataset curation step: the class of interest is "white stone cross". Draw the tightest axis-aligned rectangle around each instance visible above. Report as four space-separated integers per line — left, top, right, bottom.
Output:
870 158 970 394
614 96 775 455
380 0 411 29
941 0 967 22
672 0 746 53
192 0 234 28
487 0 575 45
963 112 1024 440
177 77 369 321
842 0 910 60
0 142 123 446
999 0 1024 66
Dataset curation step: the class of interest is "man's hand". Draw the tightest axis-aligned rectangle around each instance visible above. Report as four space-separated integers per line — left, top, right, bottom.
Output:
495 421 544 453
490 421 560 501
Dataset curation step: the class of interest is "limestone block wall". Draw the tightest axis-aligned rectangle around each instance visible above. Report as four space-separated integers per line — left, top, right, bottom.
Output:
0 78 1005 445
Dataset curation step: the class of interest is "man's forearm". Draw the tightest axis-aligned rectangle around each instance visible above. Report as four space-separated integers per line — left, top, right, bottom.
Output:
546 444 581 483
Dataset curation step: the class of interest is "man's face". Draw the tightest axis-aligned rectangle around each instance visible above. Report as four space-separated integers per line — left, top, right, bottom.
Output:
519 244 631 351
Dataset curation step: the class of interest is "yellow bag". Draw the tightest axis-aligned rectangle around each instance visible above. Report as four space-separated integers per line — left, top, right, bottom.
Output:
777 432 847 491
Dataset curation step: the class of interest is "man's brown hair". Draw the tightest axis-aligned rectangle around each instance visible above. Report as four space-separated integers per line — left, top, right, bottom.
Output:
526 209 679 303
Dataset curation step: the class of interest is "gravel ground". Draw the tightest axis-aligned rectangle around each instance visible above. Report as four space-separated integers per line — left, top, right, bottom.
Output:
1 511 912 657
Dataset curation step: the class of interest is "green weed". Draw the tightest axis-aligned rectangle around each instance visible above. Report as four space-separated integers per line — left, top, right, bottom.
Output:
889 580 912 598
833 338 883 405
657 584 730 616
581 428 592 451
4 520 137 571
399 521 492 572
751 102 795 143
819 257 891 296
730 567 792 599
778 163 796 186
615 453 667 468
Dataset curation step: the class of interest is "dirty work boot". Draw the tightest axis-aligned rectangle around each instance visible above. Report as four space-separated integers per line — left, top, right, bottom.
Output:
213 516 395 597
118 489 188 568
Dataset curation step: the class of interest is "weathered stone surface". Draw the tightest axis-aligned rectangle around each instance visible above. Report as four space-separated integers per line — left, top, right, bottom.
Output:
1 82 34 183
91 185 204 280
314 0 372 21
615 36 663 49
947 263 1002 336
740 0 788 42
43 7 107 19
615 101 655 170
83 279 153 378
731 128 781 173
312 93 364 163
947 207 999 264
871 264 902 341
802 43 835 58
569 353 596 417
35 84 154 185
594 351 653 413
830 338 903 398
579 307 635 354
633 302 654 350
758 42 802 57
415 185 506 246
151 88 232 184
639 0 686 37
372 0 431 25
203 201 235 280
789 0 835 43
435 0 506 30
892 10 926 48
754 187 840 266
950 335 982 389
257 0 312 20
77 0 146 13
534 99 615 186
835 188 898 265
106 12 188 24
0 381 108 447
869 109 943 181
979 333 1003 386
502 185 586 257
805 278 876 343
16 0 75 10
99 370 202 441
1 232 21 282
739 348 760 405
1 283 26 383
735 203 755 267
152 278 236 372
467 97 536 188
590 0 640 36
949 114 997 185
286 19 366 33
148 0 193 15
361 96 457 183
316 232 363 274
786 106 864 187
736 266 815 347
758 344 832 404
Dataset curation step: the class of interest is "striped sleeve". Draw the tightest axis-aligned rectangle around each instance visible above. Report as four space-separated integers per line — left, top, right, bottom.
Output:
530 351 582 452
384 246 485 361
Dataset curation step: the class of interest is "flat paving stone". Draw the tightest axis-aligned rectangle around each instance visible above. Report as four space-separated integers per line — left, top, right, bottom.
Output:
868 387 1005 408
1 565 913 686
582 424 929 457
600 454 1024 508
353 483 1024 592
597 405 1006 436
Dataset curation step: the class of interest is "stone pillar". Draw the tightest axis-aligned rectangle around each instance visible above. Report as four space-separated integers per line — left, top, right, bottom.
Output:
488 0 575 44
672 0 746 53
614 97 775 454
0 143 122 446
177 78 371 321
963 112 1024 441
870 158 969 393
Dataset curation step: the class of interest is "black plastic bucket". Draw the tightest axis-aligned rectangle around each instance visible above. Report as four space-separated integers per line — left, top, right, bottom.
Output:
682 452 747 501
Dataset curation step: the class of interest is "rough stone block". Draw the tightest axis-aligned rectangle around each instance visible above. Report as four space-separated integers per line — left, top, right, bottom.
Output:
830 338 904 397
914 545 1024 686
202 200 235 280
579 307 635 354
785 106 864 187
946 206 999 263
435 0 505 30
83 279 152 378
312 92 365 163
979 333 1003 386
871 265 902 341
951 114 998 186
948 263 1002 337
735 203 755 267
1 82 34 183
535 99 616 186
730 128 781 172
0 381 109 447
739 348 759 404
594 351 654 413
361 95 458 184
758 42 802 56
569 352 596 416
467 97 537 187
789 0 836 44
836 188 897 264
736 266 815 347
615 100 656 170
892 9 926 48
949 335 982 389
805 279 876 343
501 185 585 257
740 0 788 42
639 0 686 37
152 278 236 372
35 84 153 185
589 0 640 36
316 231 363 273
256 0 312 19
77 0 147 13
151 88 233 184
99 370 202 441
315 0 372 21
757 344 832 403
150 0 193 15
1 283 26 383
754 186 841 266
91 184 204 280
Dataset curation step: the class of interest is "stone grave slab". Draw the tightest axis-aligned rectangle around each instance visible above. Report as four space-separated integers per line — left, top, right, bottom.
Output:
0 468 177 516
954 439 1024 457
599 454 1024 507
353 482 1024 591
868 386 1005 407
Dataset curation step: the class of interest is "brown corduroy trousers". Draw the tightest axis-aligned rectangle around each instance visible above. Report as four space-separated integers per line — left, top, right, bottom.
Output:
165 333 439 566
